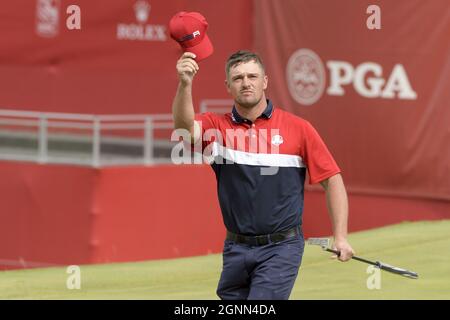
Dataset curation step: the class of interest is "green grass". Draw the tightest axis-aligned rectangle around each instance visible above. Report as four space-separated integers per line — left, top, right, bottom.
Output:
1 220 450 299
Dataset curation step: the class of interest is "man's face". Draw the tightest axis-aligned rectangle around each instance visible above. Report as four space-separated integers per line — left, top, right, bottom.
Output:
226 61 268 109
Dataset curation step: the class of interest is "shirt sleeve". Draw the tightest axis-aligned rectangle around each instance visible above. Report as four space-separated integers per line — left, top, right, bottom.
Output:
187 112 220 152
195 112 216 133
302 121 341 184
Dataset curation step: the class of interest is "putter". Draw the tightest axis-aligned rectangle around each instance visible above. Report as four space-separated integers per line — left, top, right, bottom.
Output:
307 237 418 279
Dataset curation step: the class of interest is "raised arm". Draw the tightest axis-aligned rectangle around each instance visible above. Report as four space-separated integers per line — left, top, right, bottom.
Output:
172 52 201 143
320 173 355 261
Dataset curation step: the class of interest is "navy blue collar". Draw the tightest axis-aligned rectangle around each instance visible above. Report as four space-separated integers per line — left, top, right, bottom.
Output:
231 99 274 124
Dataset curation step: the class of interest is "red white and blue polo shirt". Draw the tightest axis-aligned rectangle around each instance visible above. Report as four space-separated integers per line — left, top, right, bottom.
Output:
194 99 340 236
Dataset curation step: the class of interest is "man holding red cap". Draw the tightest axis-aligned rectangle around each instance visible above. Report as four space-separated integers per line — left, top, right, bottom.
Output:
171 15 354 299
169 11 214 61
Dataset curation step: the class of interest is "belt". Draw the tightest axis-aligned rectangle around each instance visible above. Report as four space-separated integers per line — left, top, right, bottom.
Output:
226 226 301 246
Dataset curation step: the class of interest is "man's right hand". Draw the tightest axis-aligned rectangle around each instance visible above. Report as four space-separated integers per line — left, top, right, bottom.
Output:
176 52 199 86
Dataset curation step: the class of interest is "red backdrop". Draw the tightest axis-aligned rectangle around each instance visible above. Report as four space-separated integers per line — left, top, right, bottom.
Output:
0 0 252 114
1 0 448 200
1 161 448 270
0 1 449 269
0 162 225 269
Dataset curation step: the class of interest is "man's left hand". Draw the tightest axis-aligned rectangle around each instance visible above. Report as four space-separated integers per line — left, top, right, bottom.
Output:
333 238 355 262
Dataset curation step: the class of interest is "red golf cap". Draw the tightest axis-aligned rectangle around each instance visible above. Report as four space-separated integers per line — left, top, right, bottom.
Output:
169 11 213 61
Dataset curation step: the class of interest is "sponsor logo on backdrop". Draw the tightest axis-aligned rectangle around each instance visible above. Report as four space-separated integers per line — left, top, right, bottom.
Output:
286 48 417 105
135 0 151 23
286 49 326 105
117 0 167 41
36 0 61 37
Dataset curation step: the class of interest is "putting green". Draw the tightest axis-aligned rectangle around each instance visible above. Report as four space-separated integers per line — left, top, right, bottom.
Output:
1 220 449 299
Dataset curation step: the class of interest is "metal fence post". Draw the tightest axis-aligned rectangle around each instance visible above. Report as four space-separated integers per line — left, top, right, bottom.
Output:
200 100 207 113
92 116 101 167
144 116 153 165
38 115 48 163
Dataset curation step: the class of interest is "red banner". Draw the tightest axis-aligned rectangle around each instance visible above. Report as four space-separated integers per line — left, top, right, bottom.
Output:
254 0 450 201
0 0 252 114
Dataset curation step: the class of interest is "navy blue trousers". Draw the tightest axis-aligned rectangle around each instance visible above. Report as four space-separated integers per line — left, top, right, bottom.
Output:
216 231 304 300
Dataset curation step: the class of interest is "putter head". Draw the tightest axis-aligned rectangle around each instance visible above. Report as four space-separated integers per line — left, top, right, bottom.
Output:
307 237 330 250
377 261 419 279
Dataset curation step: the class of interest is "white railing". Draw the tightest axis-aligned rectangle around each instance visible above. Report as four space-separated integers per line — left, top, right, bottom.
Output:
0 110 174 167
0 100 233 167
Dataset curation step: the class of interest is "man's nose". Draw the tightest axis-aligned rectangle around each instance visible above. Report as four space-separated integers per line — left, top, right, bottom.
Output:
241 76 251 88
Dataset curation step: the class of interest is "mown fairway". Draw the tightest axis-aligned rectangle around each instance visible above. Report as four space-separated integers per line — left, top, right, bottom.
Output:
1 220 449 299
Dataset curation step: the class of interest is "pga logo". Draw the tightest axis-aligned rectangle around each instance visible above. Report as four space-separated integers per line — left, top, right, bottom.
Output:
286 48 417 105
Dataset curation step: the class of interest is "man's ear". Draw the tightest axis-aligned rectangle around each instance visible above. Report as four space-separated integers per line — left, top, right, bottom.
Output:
225 79 231 93
263 75 268 90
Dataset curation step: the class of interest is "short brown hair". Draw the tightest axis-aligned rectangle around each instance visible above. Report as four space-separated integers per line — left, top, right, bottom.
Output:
225 50 265 79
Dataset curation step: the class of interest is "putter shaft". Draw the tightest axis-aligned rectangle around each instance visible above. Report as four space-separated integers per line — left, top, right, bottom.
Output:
325 248 378 266
324 248 418 279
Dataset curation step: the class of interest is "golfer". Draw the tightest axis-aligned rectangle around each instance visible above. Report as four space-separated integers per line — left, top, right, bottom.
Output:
172 50 354 300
